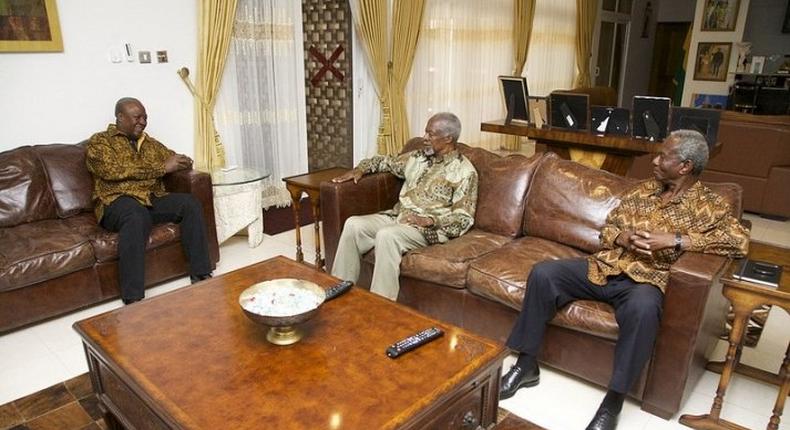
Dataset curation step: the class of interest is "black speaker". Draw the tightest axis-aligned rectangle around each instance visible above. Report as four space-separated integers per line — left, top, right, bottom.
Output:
591 106 630 136
632 96 670 141
549 92 589 131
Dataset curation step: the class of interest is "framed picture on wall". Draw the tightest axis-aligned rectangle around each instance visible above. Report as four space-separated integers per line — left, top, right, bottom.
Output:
701 0 741 31
0 0 63 52
694 42 732 81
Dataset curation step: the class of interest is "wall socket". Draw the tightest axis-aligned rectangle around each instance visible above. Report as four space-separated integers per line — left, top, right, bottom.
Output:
157 50 168 63
138 51 152 64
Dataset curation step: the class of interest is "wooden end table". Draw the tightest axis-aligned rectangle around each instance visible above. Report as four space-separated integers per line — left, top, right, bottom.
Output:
74 256 507 429
680 241 790 430
282 167 348 270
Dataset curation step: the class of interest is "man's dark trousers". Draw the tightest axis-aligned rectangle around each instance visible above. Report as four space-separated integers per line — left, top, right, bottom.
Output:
506 258 664 393
101 193 212 302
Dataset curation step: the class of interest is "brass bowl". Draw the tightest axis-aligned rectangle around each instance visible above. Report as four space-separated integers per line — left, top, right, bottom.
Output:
239 278 325 345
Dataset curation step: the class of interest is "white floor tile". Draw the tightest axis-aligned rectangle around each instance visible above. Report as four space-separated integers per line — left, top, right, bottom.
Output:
0 353 69 405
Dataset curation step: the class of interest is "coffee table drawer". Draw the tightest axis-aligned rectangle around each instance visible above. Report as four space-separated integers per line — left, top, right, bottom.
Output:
412 376 494 430
95 359 169 430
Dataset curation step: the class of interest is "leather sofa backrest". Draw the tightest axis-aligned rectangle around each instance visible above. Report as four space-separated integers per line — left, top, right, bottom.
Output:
523 157 637 253
35 142 94 218
0 146 58 228
465 149 547 237
704 182 743 218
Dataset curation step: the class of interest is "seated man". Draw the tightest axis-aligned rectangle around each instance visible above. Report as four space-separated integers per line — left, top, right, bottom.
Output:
86 97 213 305
499 130 749 430
331 112 478 300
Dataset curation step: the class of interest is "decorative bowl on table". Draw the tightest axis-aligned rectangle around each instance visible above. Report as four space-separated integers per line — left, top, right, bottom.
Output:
239 278 326 345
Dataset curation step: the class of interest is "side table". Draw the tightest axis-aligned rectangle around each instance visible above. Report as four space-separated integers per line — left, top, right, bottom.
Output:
211 168 270 248
282 167 348 270
680 241 790 430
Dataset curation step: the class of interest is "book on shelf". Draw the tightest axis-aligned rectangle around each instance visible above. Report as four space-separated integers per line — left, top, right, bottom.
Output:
732 259 782 288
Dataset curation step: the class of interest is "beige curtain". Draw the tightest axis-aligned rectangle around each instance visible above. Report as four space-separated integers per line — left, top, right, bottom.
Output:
355 1 393 154
390 1 425 153
193 0 238 171
573 0 597 88
505 0 536 151
512 0 536 75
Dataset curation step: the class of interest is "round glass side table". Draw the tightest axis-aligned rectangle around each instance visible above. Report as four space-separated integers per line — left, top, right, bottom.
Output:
210 168 270 247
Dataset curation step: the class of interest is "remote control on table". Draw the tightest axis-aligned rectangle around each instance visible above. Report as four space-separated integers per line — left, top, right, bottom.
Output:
386 327 444 358
325 280 353 301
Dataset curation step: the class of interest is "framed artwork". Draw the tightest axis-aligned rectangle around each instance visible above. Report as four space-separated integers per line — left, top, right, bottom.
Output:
701 0 740 31
694 42 732 81
750 55 765 74
692 93 729 110
0 0 63 52
783 0 790 33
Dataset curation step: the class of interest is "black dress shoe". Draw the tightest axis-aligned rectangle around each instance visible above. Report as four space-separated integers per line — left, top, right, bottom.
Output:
585 407 619 430
499 364 540 400
190 273 213 284
122 298 142 305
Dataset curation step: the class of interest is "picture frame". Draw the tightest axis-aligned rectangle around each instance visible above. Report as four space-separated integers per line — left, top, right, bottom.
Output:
750 55 765 74
701 0 740 32
692 93 729 110
498 76 530 125
0 0 63 53
693 42 732 81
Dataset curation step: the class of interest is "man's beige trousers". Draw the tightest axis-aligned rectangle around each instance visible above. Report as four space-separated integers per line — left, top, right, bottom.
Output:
331 214 428 300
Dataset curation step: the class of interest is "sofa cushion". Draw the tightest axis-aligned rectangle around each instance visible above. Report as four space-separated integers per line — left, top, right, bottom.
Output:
523 157 637 253
0 146 58 228
466 235 619 340
62 214 182 262
467 236 585 309
470 152 546 237
0 219 96 292
401 229 512 289
36 143 94 218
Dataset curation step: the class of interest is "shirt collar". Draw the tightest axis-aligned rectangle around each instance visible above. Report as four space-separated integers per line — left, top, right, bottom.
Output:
647 179 703 203
107 124 147 149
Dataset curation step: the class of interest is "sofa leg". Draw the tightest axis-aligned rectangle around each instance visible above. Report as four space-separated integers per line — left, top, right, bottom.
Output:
640 401 674 420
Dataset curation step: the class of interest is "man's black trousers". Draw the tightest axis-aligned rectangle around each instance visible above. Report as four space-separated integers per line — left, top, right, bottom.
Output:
100 193 212 302
505 258 664 393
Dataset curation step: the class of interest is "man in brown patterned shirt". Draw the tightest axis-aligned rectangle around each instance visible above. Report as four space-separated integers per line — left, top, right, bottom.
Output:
86 97 212 304
499 130 749 430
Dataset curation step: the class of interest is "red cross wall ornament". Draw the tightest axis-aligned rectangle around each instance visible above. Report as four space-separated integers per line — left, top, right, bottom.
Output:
309 45 345 86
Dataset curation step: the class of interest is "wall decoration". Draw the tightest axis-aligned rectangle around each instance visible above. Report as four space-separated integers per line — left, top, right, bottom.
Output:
701 0 740 32
692 93 729 109
750 55 765 74
694 42 732 81
734 42 752 73
0 0 63 52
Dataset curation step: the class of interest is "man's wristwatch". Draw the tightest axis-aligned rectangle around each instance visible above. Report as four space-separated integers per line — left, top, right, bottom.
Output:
674 232 683 252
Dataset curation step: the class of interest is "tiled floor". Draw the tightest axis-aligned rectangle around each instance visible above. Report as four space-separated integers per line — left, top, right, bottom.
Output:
0 214 788 429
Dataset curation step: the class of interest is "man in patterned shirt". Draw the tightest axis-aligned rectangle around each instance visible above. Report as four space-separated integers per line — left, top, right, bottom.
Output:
499 130 749 430
331 112 478 300
86 97 213 305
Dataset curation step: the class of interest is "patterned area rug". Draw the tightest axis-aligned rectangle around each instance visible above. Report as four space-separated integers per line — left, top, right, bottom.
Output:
0 373 541 430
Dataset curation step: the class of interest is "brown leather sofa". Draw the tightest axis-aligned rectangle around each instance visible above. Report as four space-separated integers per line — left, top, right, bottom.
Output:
0 142 219 334
320 142 743 419
629 111 790 219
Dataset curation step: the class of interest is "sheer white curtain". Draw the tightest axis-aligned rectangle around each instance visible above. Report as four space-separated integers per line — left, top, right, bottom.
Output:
214 0 308 208
522 0 576 96
405 0 513 150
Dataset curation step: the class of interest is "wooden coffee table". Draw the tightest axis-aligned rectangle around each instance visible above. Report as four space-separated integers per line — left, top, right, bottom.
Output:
74 256 508 429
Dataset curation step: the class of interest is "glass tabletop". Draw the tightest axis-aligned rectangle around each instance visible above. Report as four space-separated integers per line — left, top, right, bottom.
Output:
210 167 270 186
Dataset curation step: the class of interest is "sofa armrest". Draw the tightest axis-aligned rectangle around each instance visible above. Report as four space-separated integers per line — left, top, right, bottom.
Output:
163 169 219 266
641 251 730 417
320 172 402 271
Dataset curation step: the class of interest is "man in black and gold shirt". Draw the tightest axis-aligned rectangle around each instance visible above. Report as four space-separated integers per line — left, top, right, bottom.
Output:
499 130 749 430
86 97 212 304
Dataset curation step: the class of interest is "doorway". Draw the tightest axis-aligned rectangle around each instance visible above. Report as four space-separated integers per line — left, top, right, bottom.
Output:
648 22 690 104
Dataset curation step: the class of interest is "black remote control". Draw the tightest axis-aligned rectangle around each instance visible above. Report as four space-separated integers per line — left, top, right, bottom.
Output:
325 280 353 301
386 327 444 358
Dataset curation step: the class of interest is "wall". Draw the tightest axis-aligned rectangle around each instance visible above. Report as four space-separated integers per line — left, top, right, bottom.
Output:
0 0 197 155
743 0 790 67
681 0 751 107
656 0 695 22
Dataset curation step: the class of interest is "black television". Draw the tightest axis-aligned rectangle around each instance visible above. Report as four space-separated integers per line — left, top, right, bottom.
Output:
498 76 530 125
632 96 671 141
591 106 630 136
669 107 721 148
549 91 589 131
